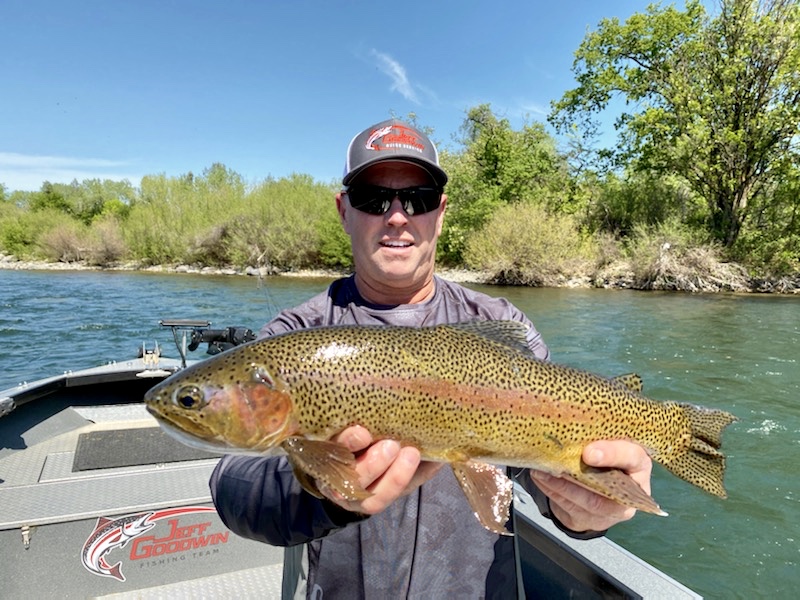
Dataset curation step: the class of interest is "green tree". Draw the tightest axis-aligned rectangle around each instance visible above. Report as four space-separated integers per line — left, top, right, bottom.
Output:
439 104 571 264
550 0 800 248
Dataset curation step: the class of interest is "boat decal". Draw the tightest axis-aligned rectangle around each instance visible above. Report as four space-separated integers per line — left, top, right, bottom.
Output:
80 506 219 582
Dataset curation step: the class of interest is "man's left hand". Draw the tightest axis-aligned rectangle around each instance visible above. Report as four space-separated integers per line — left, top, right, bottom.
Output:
531 440 653 533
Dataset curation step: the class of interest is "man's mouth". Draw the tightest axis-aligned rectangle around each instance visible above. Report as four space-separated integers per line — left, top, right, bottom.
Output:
381 240 413 248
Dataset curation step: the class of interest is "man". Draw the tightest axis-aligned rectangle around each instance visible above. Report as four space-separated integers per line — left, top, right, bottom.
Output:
210 118 652 598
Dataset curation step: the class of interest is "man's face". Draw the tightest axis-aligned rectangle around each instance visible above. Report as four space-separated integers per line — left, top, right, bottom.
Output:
336 162 447 304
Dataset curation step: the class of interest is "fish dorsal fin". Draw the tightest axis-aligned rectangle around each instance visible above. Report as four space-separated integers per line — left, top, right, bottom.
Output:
611 373 644 393
448 320 533 356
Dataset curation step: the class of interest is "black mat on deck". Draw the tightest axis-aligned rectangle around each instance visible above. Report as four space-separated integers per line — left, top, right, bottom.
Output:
73 427 220 471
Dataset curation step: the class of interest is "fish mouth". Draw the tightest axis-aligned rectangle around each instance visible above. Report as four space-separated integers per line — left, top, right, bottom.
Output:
148 410 281 457
147 410 231 454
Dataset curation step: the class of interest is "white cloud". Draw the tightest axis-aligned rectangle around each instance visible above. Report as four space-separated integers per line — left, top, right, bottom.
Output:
370 50 420 104
0 153 140 192
518 102 549 117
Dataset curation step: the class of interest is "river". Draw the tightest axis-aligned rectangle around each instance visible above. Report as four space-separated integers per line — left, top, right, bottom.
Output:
1 269 797 598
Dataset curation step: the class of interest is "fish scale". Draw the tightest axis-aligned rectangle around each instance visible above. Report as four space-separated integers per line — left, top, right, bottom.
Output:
145 320 736 535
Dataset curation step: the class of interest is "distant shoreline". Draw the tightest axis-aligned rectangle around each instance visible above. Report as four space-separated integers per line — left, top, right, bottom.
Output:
2 254 797 294
0 255 487 285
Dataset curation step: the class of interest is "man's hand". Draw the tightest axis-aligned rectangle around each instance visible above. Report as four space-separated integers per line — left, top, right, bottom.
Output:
531 440 653 533
319 425 443 515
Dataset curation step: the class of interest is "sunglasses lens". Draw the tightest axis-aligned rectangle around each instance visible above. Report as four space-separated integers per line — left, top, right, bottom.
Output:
347 187 390 215
403 187 441 215
347 186 441 216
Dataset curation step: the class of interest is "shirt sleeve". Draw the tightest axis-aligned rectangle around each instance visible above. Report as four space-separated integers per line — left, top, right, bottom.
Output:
209 454 367 546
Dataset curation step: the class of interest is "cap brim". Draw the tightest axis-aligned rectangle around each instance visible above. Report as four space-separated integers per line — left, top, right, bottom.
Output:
343 156 448 188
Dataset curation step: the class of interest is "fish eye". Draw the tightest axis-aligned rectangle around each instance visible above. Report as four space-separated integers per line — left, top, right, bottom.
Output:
174 385 206 410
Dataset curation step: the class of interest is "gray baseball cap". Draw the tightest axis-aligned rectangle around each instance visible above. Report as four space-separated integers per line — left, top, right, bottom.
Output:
342 119 448 187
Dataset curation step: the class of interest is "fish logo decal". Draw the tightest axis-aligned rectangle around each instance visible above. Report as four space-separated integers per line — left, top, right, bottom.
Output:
81 513 155 581
81 506 217 581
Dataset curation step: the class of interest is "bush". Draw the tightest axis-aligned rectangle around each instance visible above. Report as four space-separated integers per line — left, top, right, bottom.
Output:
40 221 88 262
628 221 749 292
0 208 66 259
464 202 596 286
317 213 353 269
87 217 127 265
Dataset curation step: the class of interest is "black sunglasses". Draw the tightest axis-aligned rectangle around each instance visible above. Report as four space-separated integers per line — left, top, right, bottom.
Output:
345 185 443 216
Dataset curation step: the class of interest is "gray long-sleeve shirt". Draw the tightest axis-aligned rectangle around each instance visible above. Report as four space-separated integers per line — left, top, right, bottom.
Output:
210 275 596 599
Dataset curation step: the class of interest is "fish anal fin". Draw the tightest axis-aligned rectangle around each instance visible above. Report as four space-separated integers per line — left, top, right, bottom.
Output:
451 460 514 536
564 465 667 516
610 373 643 393
281 437 371 502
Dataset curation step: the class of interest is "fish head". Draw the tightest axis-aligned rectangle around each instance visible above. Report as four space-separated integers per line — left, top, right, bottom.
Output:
144 356 294 454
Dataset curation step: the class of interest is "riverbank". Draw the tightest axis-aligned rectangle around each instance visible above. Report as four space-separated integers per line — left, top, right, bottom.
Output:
0 253 490 284
2 253 798 294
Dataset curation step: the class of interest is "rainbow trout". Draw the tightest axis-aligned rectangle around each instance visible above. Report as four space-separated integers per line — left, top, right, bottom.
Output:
144 321 736 534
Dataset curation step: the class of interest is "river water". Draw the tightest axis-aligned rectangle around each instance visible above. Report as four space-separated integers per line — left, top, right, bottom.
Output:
1 269 797 598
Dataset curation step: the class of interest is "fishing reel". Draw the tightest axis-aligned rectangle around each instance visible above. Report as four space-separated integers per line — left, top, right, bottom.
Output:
188 326 257 355
159 319 256 367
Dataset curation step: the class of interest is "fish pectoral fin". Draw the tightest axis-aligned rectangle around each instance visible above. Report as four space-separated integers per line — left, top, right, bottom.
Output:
290 464 325 499
564 465 667 516
281 437 371 502
451 461 514 536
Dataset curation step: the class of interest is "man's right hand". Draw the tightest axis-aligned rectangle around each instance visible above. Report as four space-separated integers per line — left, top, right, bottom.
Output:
318 425 443 515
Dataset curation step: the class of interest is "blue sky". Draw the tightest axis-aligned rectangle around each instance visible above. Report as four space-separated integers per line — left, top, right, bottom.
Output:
2 0 667 192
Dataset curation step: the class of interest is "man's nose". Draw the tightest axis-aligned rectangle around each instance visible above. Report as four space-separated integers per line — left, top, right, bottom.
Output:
385 197 409 224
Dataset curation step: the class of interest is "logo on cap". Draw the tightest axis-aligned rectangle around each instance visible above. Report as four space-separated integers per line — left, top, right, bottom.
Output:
365 124 425 154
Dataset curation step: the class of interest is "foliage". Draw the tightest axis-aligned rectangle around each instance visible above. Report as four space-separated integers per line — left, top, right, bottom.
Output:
550 0 800 248
218 174 335 269
732 164 800 274
0 208 66 259
87 217 128 266
464 203 596 286
124 169 339 269
22 179 137 224
317 214 353 269
39 220 88 262
439 104 572 264
627 220 749 291
585 170 706 237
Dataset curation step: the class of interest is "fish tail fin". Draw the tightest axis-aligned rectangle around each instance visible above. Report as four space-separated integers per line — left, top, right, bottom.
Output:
109 561 125 582
660 404 737 498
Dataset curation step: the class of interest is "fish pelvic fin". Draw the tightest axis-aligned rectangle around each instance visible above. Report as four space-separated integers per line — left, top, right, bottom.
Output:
281 437 371 502
659 404 737 498
564 466 667 516
450 460 514 535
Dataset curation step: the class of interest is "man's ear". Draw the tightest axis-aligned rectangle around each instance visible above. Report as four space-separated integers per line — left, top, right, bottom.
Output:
435 194 448 236
335 192 351 234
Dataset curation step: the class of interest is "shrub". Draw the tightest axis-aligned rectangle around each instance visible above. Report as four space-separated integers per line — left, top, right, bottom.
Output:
464 202 596 286
0 208 66 259
317 213 353 269
88 217 128 266
628 221 749 292
39 220 89 262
